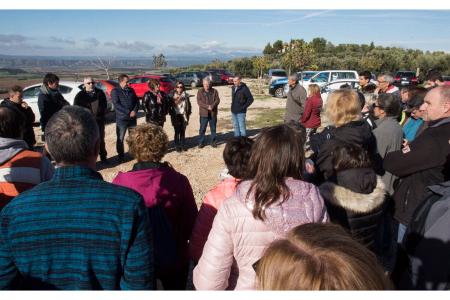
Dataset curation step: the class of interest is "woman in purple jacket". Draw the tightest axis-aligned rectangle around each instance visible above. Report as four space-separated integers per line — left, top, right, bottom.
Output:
113 123 198 290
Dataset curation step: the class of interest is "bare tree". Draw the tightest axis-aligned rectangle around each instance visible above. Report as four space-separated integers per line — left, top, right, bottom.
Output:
91 56 112 79
152 53 167 70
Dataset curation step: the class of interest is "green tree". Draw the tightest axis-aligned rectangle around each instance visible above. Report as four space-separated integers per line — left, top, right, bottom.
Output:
281 39 316 74
263 43 274 55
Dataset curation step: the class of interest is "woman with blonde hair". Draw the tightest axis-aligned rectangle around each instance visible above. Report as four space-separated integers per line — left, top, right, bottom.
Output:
256 223 392 290
316 89 377 180
193 124 328 290
112 123 198 289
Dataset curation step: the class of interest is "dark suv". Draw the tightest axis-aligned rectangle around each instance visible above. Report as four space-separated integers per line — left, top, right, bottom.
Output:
176 71 207 88
394 71 418 86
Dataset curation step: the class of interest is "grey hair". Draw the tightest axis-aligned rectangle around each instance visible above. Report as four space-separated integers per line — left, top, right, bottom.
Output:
45 106 99 164
203 77 211 84
289 74 298 81
437 85 450 104
380 73 394 84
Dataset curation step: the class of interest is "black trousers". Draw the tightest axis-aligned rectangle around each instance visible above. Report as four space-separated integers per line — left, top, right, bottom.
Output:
97 120 107 160
173 115 186 146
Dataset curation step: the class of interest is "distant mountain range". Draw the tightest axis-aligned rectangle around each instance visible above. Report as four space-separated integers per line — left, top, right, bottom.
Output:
0 52 260 70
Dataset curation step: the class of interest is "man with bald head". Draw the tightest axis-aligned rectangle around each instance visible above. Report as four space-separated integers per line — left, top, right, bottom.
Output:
74 76 108 163
384 86 450 242
284 74 307 123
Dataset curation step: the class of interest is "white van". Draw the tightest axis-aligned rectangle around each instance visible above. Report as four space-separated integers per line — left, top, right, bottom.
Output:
302 70 358 88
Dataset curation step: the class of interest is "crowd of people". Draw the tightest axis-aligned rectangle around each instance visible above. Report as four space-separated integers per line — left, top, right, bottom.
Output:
0 68 449 290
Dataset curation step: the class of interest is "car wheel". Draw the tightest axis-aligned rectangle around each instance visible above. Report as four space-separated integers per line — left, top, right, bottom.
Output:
191 81 197 88
275 87 285 98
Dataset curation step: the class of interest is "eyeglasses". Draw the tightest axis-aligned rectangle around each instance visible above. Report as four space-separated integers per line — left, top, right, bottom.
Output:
372 103 383 109
86 82 95 85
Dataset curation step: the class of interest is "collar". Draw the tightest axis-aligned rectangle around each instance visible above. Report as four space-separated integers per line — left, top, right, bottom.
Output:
52 165 103 181
429 117 450 128
132 161 167 171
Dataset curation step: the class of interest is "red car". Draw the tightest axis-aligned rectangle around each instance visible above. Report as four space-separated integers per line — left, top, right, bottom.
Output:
96 79 119 100
128 75 175 98
207 69 234 84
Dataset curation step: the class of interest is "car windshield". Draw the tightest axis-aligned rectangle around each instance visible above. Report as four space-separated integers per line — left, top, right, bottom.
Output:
300 72 317 80
159 77 171 83
272 71 287 77
396 72 415 77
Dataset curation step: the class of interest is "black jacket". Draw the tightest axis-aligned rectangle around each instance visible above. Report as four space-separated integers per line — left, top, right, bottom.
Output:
0 98 36 149
316 120 378 180
143 91 168 125
168 91 192 127
384 117 450 225
37 85 69 132
231 83 253 114
319 173 387 251
74 88 107 122
111 86 139 123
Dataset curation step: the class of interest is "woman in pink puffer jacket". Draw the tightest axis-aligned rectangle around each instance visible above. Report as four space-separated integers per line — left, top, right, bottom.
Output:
193 124 328 290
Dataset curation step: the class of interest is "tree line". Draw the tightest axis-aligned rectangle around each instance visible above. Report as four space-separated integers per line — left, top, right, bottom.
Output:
170 37 450 79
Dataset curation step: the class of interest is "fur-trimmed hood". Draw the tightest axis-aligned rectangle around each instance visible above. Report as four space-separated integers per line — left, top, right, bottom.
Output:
319 176 386 214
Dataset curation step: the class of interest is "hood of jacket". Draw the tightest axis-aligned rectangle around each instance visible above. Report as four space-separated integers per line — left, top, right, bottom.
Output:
234 178 327 235
334 120 374 146
319 176 386 214
0 137 28 164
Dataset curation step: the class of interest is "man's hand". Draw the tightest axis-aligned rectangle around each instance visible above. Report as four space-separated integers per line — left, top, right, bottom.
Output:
130 111 137 118
207 105 212 111
21 101 29 109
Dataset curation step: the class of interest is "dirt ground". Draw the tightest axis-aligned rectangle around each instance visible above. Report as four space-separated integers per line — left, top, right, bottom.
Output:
33 79 286 207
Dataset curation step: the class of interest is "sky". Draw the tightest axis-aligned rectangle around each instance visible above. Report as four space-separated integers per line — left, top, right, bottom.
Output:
0 10 449 57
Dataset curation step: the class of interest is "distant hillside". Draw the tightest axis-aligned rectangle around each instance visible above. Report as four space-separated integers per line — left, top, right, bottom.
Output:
0 52 259 70
0 68 28 75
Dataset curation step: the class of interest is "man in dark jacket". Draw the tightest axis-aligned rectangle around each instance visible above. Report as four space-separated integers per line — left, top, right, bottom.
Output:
74 76 108 163
111 74 139 161
37 73 69 135
231 75 253 137
284 74 307 123
384 86 450 243
1 85 36 149
197 77 220 148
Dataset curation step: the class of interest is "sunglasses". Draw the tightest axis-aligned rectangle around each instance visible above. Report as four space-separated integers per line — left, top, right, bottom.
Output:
372 103 383 109
176 86 183 88
86 82 95 85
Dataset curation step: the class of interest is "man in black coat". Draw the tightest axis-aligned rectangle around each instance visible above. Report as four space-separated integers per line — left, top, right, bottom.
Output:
231 75 253 137
384 85 450 243
111 74 139 161
74 77 108 163
1 85 36 149
37 73 69 136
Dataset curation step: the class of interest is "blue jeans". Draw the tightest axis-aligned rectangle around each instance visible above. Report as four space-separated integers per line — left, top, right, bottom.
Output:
116 119 137 157
199 115 217 145
232 113 247 137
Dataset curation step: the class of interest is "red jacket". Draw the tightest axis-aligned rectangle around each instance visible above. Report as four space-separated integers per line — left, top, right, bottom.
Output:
112 163 198 283
189 177 239 262
301 94 322 128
